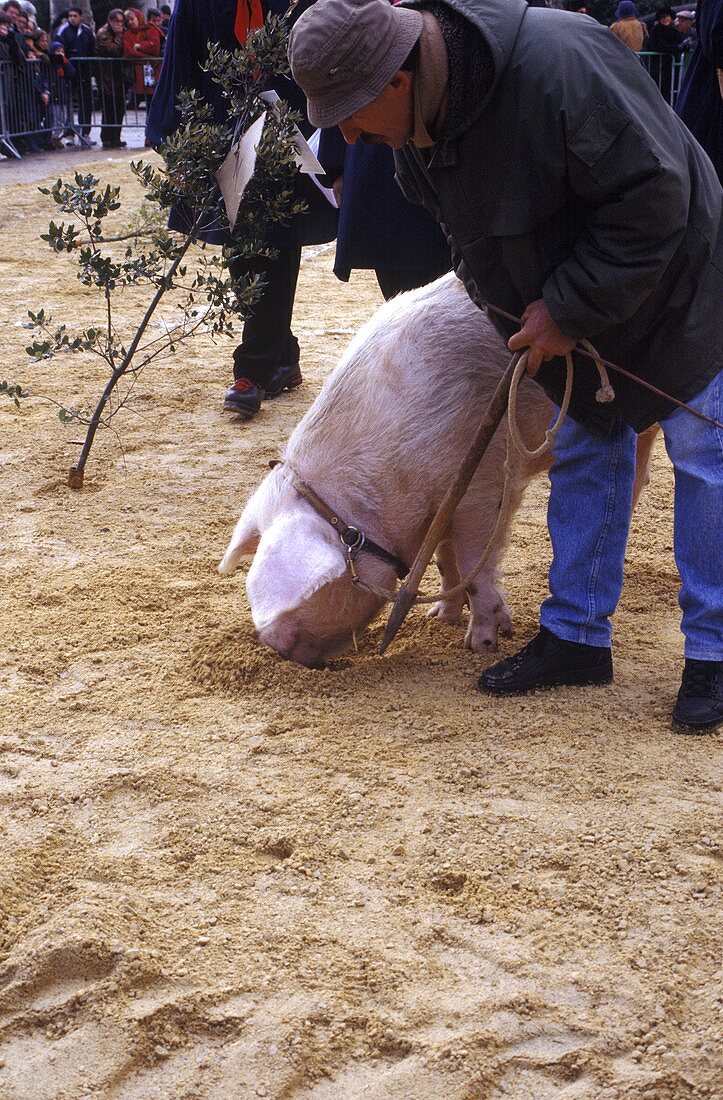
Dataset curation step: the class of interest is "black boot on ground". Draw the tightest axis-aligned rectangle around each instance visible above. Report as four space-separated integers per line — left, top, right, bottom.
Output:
223 377 264 418
264 361 302 398
477 626 613 696
672 659 723 733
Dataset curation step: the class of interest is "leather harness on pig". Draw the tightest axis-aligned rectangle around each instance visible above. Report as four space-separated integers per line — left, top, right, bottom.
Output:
269 460 410 580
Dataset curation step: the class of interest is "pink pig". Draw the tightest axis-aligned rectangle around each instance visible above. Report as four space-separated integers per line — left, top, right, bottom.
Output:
219 274 655 667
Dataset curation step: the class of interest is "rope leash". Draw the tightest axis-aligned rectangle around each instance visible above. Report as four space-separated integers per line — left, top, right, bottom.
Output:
479 300 723 432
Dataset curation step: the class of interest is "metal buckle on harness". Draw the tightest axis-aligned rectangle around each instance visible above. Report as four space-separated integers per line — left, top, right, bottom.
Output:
340 526 365 554
340 527 365 584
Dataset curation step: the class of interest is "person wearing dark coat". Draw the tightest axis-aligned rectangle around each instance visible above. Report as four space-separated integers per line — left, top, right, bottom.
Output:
290 0 723 731
676 0 723 182
95 10 127 149
57 5 95 141
318 127 451 298
648 5 684 103
146 0 337 420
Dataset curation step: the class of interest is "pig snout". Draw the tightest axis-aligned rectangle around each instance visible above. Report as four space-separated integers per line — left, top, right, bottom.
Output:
257 617 347 668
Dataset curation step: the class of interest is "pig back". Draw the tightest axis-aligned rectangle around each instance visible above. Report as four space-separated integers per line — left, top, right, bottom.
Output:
285 273 550 531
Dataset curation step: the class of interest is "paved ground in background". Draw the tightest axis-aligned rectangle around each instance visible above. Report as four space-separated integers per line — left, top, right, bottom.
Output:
1 127 147 187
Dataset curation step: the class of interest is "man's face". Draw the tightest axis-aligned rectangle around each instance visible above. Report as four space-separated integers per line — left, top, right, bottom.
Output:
5 3 21 24
68 10 82 26
338 72 414 150
149 14 162 28
677 16 692 31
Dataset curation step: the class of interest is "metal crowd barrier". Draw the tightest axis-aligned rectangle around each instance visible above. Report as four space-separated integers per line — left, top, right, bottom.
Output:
0 55 162 159
639 52 687 108
1 53 689 160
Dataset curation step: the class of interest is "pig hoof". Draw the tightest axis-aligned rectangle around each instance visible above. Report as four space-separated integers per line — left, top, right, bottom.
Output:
464 622 500 652
427 599 465 626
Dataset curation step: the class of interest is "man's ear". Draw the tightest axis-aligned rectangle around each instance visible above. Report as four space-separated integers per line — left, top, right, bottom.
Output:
389 68 413 94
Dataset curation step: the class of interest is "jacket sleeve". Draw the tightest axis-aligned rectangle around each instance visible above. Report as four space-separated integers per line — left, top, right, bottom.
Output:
543 103 692 338
145 0 203 145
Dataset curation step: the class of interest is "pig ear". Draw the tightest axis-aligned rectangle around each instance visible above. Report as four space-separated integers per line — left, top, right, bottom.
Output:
246 512 347 631
218 496 262 576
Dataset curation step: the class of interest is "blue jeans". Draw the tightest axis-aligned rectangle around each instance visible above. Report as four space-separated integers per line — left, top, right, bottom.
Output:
540 370 723 660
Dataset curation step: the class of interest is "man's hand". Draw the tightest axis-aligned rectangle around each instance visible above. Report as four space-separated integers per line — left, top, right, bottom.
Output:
507 299 577 375
332 175 343 207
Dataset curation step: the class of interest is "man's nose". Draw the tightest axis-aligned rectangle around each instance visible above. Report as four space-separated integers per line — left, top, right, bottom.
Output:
339 120 360 144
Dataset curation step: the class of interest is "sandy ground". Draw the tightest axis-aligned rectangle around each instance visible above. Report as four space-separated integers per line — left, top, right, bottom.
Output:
0 154 721 1100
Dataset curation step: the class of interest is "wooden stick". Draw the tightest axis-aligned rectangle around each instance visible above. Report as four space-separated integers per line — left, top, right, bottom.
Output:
379 353 522 655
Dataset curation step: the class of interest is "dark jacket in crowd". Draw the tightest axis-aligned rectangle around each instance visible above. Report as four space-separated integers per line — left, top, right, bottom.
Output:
676 0 723 182
146 0 337 247
95 21 124 94
318 128 451 281
57 19 95 59
395 0 722 433
0 18 25 64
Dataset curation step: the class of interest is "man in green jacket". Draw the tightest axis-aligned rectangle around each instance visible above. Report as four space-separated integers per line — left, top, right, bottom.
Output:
290 0 723 732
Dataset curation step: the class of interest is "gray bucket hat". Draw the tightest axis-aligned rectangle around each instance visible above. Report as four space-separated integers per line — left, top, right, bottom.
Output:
289 0 424 128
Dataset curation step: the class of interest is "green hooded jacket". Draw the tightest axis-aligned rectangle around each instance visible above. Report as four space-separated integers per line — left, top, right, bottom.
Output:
396 0 722 432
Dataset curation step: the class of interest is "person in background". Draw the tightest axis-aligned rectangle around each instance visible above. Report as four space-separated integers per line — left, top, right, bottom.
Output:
146 0 337 422
159 4 172 31
610 1 648 52
146 8 166 53
123 6 162 142
676 10 697 50
676 0 722 182
57 5 95 143
47 37 76 146
2 1 30 55
95 7 127 149
648 5 683 102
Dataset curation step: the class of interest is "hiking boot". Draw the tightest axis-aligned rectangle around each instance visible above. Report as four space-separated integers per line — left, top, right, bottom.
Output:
223 377 264 418
477 625 613 696
265 361 302 399
672 659 723 733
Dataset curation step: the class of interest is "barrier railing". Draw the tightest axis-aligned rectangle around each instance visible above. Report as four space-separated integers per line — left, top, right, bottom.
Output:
639 52 687 108
0 55 163 159
1 53 690 160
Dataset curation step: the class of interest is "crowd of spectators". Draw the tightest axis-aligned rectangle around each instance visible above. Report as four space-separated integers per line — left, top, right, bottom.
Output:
0 1 169 155
0 3 709 159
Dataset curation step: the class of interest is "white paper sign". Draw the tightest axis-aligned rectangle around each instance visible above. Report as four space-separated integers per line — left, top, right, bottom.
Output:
260 90 325 176
307 128 339 209
216 111 267 231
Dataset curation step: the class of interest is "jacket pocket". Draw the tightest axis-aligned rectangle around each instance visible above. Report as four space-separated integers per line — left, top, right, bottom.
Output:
568 102 630 169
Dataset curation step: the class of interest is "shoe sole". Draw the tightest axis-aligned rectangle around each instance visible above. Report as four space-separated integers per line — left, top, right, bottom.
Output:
222 402 259 419
477 669 613 696
671 716 723 735
265 372 302 399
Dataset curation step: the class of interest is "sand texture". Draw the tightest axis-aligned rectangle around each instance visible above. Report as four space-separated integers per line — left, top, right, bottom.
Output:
0 156 721 1099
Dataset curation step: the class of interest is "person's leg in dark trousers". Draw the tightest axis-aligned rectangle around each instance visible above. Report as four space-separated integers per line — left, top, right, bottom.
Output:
101 86 125 147
224 243 303 417
75 62 93 137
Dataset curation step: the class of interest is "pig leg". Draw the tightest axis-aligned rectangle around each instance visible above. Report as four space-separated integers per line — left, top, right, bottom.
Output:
454 477 534 651
427 537 468 625
633 424 659 507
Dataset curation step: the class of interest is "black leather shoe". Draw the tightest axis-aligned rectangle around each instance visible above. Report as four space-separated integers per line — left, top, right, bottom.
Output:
265 361 302 399
223 377 264 418
477 626 613 696
672 660 723 733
